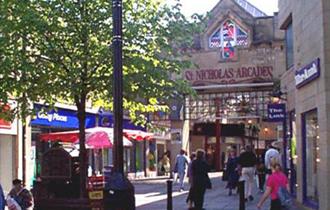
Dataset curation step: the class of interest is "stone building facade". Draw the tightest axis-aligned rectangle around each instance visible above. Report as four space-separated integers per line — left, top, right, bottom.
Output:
165 0 286 172
278 0 330 209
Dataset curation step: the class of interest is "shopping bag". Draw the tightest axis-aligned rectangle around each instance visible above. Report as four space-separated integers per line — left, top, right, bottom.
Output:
6 196 22 210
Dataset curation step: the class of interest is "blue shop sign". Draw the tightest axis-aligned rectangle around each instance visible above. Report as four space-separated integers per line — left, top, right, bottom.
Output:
267 104 286 122
31 104 96 128
295 58 320 88
99 112 145 131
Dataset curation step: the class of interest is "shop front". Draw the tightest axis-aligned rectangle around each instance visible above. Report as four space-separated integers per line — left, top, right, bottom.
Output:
27 103 98 187
0 101 21 193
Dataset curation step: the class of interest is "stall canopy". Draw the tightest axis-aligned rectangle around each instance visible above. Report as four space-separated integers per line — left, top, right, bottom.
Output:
39 127 153 148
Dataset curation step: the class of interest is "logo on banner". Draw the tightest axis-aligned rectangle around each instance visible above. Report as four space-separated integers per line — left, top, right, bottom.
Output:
268 104 286 122
37 112 68 122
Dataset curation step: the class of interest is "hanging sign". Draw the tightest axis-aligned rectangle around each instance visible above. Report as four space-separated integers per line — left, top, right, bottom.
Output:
268 104 286 122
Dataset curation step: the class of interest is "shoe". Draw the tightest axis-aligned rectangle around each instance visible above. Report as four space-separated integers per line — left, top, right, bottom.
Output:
245 198 248 202
228 191 232 196
248 195 254 201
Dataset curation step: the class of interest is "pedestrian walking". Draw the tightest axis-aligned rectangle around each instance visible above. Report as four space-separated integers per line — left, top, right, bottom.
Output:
226 149 239 196
257 159 290 210
174 149 189 191
0 184 5 210
191 149 212 210
256 159 267 193
186 152 196 209
160 152 171 176
264 144 281 174
238 145 257 202
7 179 33 210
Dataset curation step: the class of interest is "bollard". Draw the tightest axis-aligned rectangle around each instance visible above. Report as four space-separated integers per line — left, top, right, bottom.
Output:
167 179 173 210
238 181 245 210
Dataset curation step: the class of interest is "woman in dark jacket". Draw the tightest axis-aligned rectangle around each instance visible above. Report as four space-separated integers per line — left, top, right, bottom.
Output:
191 149 211 210
226 149 239 196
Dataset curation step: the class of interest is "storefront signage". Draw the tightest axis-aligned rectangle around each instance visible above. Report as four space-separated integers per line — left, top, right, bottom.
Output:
295 58 320 88
268 104 286 122
184 66 273 85
98 112 145 131
0 101 18 135
31 104 96 129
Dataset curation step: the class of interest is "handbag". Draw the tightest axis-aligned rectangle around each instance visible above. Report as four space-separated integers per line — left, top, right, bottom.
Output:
277 186 292 209
6 196 22 210
222 169 228 181
206 174 212 189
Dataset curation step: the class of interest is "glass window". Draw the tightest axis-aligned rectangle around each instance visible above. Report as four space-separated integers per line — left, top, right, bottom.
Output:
303 110 319 204
285 22 294 69
209 19 249 59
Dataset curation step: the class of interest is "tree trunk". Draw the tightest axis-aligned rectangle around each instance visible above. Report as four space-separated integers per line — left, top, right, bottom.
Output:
76 96 87 198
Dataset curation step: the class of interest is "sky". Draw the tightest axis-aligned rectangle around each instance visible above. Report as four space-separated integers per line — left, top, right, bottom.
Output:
166 0 278 17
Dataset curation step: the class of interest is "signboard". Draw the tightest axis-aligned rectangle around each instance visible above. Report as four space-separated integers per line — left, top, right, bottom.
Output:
184 65 273 86
267 104 286 122
98 112 145 131
0 104 11 129
295 58 320 88
170 129 182 144
0 101 18 135
31 104 96 129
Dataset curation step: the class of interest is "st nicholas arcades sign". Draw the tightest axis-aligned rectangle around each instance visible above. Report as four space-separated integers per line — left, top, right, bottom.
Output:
184 65 273 86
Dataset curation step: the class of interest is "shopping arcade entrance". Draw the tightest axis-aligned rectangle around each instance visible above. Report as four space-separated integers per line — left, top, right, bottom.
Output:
185 86 275 171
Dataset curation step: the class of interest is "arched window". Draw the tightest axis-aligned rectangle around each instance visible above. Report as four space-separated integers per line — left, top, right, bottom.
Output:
209 19 248 59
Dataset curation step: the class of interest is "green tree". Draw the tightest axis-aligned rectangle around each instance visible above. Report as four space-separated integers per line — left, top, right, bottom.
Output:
0 0 201 197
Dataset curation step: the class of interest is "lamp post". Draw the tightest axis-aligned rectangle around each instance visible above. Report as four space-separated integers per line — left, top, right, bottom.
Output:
112 0 124 174
214 98 221 171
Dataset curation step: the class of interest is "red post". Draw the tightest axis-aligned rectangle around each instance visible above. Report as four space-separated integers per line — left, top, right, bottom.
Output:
215 98 221 171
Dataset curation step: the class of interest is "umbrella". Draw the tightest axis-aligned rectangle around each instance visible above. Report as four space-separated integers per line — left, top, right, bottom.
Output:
40 127 133 148
123 129 153 141
83 128 132 149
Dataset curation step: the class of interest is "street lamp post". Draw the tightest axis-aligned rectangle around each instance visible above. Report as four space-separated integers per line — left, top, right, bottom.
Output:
112 0 124 174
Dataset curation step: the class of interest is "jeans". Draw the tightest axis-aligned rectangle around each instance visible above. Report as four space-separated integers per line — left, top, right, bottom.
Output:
241 167 255 198
178 171 185 189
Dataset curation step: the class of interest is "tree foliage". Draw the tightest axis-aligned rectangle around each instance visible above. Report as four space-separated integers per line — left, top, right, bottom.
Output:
0 0 203 197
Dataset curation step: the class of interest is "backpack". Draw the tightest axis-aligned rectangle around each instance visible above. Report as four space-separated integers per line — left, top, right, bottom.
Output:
277 186 293 209
14 188 33 209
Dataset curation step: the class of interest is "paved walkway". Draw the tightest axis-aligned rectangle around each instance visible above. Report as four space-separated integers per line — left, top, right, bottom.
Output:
134 173 272 210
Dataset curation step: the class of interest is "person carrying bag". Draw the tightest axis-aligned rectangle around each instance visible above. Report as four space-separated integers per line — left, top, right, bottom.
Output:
257 160 292 210
8 179 33 210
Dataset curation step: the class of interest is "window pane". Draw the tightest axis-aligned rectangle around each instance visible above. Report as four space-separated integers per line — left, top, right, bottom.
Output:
209 29 221 48
286 22 294 69
304 110 319 203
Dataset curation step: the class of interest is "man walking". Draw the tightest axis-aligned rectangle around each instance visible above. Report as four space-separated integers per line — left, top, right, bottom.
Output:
175 149 189 191
264 144 281 173
238 145 257 202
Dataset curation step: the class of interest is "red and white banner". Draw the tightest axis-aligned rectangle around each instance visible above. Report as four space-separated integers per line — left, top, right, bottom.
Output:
0 101 17 135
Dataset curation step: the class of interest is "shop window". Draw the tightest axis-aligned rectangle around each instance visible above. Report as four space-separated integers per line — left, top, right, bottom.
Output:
209 19 248 59
303 110 319 206
285 21 294 69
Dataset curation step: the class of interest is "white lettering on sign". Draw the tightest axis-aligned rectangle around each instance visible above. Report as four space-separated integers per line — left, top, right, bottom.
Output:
268 113 285 119
184 66 273 85
295 63 319 86
37 112 68 122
